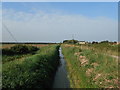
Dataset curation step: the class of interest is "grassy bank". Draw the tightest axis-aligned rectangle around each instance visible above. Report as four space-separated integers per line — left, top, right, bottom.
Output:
2 45 60 89
62 44 118 88
79 43 119 56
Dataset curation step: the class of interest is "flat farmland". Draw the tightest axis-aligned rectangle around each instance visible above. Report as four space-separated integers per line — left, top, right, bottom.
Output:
1 43 119 89
1 44 49 49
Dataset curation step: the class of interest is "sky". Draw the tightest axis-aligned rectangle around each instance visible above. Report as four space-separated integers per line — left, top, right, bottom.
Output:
2 2 118 42
0 2 1 43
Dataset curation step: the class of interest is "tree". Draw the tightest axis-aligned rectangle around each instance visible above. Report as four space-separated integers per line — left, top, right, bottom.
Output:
63 40 79 44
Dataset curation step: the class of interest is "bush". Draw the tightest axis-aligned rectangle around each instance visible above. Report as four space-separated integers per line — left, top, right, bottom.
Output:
11 45 29 54
2 48 14 55
2 45 39 55
27 46 39 52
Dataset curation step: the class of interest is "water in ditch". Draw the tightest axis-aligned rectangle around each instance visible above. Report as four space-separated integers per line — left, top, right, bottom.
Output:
53 47 70 88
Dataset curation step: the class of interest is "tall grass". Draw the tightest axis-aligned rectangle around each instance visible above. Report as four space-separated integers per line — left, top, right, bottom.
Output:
62 44 118 88
80 43 118 56
2 45 60 89
2 54 31 64
62 45 96 88
82 49 118 88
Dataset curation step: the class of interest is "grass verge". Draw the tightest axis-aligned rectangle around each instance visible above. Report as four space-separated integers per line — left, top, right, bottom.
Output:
2 45 60 89
62 44 118 88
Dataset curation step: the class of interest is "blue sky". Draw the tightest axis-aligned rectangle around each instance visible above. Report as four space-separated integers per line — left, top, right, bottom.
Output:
2 2 118 42
3 2 118 19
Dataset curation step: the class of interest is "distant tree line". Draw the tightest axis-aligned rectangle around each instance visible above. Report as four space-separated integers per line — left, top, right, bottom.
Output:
1 42 56 44
63 40 79 44
63 40 118 44
92 40 117 44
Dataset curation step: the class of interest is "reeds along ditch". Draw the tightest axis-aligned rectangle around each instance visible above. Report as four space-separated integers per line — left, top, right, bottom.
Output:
61 44 118 88
2 45 60 89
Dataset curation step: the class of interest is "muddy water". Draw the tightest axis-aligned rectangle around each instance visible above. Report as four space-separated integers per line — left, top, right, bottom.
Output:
53 47 70 88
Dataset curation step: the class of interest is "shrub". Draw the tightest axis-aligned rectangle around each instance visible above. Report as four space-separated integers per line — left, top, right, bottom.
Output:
2 48 14 55
2 45 39 55
11 45 29 54
27 46 39 52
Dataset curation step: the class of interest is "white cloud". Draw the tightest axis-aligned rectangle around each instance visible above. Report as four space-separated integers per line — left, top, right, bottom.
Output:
2 9 118 42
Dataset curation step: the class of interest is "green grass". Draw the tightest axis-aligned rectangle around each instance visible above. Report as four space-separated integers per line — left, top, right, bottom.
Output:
2 54 32 64
82 49 118 88
2 45 60 89
80 43 118 56
61 44 118 88
61 45 97 88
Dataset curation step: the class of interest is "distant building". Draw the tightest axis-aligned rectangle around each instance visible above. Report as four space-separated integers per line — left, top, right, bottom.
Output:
77 41 86 45
117 42 120 45
110 42 120 45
